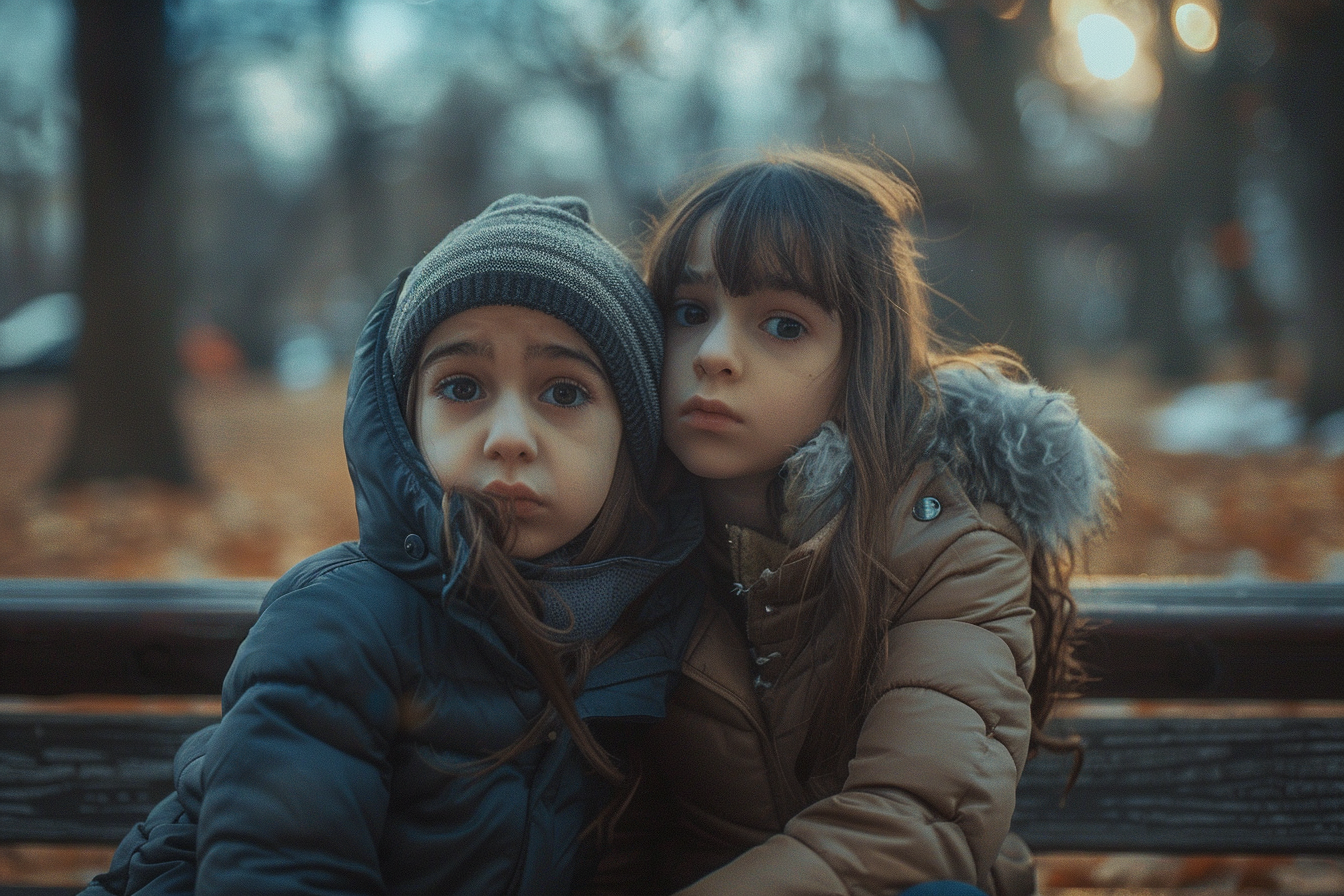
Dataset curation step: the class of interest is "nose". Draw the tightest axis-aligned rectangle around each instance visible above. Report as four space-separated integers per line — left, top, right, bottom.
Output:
693 315 740 379
483 392 538 463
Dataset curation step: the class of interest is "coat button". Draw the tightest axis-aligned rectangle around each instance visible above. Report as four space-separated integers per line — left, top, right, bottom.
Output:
404 533 426 559
913 497 942 521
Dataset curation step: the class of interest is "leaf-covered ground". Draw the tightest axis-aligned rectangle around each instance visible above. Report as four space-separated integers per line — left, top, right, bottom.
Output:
5 355 1344 582
2 355 1342 892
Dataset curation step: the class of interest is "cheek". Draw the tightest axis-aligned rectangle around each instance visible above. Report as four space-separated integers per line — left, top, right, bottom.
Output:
566 442 618 528
663 335 698 377
661 362 689 408
815 366 845 415
418 425 471 488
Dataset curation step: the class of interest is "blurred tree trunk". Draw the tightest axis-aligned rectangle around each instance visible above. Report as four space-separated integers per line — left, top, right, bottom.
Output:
1127 20 1209 383
902 1 1054 381
55 0 192 485
1265 0 1344 426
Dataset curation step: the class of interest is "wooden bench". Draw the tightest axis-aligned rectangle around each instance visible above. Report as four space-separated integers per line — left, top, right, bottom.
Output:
2 577 1342 894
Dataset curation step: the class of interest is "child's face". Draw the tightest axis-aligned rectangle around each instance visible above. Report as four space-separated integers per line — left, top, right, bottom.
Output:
662 218 844 491
414 305 622 560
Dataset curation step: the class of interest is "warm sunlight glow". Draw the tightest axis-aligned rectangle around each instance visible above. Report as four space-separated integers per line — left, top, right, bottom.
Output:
1047 0 1162 110
1173 1 1219 52
1077 13 1137 80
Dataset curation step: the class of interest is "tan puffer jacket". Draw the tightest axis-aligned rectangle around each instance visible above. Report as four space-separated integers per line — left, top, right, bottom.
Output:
589 366 1117 896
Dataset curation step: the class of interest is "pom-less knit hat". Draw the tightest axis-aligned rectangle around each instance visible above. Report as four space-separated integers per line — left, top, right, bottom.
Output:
388 194 663 484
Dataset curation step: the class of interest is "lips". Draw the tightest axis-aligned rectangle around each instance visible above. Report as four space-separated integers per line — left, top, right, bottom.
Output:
484 482 544 518
679 395 742 431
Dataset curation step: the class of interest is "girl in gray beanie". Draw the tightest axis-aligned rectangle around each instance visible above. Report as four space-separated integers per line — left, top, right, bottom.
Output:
389 193 664 484
80 195 702 896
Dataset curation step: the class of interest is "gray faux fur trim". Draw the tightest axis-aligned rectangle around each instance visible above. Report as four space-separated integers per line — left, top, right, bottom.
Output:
781 421 852 544
780 364 1119 551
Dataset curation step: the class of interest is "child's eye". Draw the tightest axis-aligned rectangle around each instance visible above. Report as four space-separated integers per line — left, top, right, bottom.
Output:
540 380 591 408
670 302 708 327
763 316 805 340
437 376 483 403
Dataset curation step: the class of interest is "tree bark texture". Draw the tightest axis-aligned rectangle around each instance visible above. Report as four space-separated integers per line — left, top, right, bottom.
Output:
56 0 192 485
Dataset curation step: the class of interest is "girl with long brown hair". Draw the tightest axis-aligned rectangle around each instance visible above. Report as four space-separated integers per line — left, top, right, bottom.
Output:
80 195 703 896
592 149 1117 896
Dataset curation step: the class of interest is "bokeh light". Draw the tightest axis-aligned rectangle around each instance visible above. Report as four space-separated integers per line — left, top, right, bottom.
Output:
1077 13 1137 80
1047 0 1163 110
1172 0 1219 53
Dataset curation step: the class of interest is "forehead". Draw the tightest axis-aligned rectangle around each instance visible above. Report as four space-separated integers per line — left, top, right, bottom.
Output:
418 304 590 354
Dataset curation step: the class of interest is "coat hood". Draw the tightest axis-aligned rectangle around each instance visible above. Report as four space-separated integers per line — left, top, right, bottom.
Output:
345 270 449 597
782 364 1118 552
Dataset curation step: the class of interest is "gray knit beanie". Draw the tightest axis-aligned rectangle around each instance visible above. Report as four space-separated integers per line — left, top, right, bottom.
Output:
387 194 663 484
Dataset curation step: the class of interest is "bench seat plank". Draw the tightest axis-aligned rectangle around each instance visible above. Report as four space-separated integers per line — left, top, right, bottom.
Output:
4 712 1342 855
1016 716 1344 854
0 714 209 843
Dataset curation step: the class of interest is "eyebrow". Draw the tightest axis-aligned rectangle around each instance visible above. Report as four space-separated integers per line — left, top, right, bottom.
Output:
679 263 718 285
525 343 606 378
418 340 489 373
418 338 605 379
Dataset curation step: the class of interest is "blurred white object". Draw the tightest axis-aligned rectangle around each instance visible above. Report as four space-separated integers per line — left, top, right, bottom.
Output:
1319 551 1344 583
1149 380 1304 454
0 292 80 371
1312 409 1344 458
275 324 334 391
1225 547 1266 581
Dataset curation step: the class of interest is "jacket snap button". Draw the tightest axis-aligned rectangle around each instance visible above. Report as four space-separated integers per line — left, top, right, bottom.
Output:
404 533 426 559
913 497 941 521
546 729 558 742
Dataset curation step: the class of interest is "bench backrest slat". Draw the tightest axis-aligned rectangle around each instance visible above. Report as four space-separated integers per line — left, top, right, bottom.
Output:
3 578 1342 699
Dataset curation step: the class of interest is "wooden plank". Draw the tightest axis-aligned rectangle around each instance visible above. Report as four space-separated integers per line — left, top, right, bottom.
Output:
4 711 1343 855
6 578 1343 699
0 714 208 844
1073 580 1344 700
0 579 265 697
1014 716 1344 854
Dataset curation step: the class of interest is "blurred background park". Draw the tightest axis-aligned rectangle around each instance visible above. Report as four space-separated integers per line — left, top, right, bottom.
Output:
3 0 1343 584
1 1 1343 891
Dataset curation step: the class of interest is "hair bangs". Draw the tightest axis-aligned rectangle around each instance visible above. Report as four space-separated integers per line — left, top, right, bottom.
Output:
709 166 833 308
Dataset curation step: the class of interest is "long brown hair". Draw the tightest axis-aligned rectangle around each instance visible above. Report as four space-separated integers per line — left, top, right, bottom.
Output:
407 364 653 787
644 147 1085 778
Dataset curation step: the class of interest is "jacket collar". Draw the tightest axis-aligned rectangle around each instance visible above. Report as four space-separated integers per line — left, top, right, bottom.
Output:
777 363 1118 555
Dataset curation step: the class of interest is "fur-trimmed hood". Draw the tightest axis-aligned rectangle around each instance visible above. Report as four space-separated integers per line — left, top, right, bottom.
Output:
782 364 1119 551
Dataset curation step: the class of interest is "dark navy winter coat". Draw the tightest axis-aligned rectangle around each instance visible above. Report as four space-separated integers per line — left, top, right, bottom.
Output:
82 274 702 896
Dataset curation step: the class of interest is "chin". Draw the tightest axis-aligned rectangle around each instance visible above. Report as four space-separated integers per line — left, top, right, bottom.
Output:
669 437 778 483
676 455 755 483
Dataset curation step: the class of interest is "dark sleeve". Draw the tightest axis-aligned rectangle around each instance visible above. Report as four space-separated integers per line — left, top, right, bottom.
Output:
195 578 406 896
77 789 199 896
